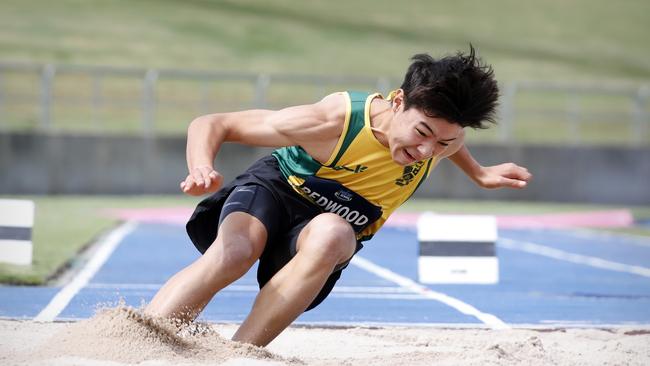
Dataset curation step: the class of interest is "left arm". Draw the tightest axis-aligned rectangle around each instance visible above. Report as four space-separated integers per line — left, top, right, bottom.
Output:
448 144 532 189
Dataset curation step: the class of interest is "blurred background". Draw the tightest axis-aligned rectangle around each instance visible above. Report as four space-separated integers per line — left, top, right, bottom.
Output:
0 0 649 284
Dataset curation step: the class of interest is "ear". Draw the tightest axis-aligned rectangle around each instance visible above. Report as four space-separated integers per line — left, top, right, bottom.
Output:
391 89 405 111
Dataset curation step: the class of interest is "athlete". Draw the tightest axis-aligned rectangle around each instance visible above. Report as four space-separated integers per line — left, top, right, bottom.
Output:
145 47 532 346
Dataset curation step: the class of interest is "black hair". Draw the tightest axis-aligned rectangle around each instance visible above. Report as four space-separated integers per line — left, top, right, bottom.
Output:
399 45 499 129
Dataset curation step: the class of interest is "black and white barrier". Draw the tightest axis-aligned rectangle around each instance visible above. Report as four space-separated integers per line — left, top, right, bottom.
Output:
417 212 498 284
0 199 35 265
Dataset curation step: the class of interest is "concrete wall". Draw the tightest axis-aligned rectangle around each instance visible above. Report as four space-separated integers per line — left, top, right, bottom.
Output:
414 145 650 205
1 133 648 204
0 133 268 195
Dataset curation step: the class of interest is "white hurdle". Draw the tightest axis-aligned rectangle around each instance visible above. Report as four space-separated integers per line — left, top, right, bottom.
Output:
0 199 35 265
417 212 499 284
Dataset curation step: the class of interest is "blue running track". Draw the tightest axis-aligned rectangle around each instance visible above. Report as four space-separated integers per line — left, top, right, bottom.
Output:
2 222 649 327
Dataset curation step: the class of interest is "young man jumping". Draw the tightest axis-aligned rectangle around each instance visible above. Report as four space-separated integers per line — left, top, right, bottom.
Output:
144 46 532 346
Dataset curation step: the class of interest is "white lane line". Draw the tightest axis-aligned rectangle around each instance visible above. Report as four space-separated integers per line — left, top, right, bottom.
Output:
499 237 650 278
34 221 138 322
85 283 425 300
350 255 510 330
566 228 650 248
86 283 415 294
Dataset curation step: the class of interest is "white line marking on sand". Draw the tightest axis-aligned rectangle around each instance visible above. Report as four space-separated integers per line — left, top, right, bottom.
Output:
34 221 138 322
350 255 510 330
499 237 650 278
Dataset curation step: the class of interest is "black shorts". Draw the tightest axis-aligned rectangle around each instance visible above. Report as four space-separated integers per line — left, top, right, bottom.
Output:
186 155 363 311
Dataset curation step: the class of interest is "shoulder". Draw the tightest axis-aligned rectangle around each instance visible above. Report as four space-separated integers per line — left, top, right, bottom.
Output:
268 92 350 150
294 91 349 138
284 92 351 162
313 92 349 124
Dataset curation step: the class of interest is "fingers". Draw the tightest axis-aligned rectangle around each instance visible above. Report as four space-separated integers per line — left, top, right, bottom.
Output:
504 177 527 189
479 163 532 190
485 176 523 189
181 167 223 195
508 164 532 182
500 163 532 189
180 174 197 194
208 170 223 191
192 167 207 189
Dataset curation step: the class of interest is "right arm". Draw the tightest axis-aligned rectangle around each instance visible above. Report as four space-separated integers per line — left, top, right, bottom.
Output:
181 92 347 196
448 144 532 190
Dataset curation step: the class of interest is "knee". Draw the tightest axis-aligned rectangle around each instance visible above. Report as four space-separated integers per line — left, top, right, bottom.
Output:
298 213 356 266
203 233 262 277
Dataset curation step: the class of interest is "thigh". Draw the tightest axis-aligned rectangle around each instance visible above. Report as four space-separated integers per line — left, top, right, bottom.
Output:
218 184 282 245
200 184 283 263
256 217 364 312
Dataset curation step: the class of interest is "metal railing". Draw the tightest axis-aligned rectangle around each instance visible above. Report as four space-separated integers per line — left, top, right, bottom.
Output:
498 81 650 145
0 61 648 144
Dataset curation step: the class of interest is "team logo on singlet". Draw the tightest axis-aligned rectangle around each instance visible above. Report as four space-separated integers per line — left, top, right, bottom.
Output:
331 164 368 173
395 161 425 186
334 189 354 202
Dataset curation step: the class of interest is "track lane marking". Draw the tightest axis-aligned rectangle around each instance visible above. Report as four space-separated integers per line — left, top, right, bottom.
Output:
499 237 650 278
34 221 137 322
566 228 650 248
87 283 415 293
350 255 510 329
85 284 428 300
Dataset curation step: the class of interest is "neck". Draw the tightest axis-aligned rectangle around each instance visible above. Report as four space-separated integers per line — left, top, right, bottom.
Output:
369 98 393 147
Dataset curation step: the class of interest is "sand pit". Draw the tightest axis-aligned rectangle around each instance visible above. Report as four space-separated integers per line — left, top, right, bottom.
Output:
1 306 649 365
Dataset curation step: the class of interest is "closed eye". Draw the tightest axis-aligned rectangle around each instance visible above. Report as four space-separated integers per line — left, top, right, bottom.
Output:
416 128 427 137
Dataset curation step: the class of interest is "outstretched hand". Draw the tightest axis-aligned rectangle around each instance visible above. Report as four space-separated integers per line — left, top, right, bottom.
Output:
474 163 532 189
180 166 223 196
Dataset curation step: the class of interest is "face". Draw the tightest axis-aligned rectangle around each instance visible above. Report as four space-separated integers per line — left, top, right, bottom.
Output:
387 92 463 166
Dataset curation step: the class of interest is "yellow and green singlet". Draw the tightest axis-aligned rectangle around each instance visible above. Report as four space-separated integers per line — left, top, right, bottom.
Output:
272 91 438 241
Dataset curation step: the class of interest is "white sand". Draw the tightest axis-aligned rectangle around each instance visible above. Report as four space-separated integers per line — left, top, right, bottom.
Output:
1 307 648 366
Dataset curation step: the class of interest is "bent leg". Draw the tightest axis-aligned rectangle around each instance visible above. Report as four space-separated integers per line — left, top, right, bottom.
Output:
145 211 267 322
232 213 357 346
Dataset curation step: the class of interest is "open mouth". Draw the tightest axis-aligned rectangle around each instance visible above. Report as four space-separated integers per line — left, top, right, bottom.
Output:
404 149 416 162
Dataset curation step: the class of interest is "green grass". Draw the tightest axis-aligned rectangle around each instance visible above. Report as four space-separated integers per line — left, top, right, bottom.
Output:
1 0 649 140
1 195 649 285
0 195 197 285
2 0 649 80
